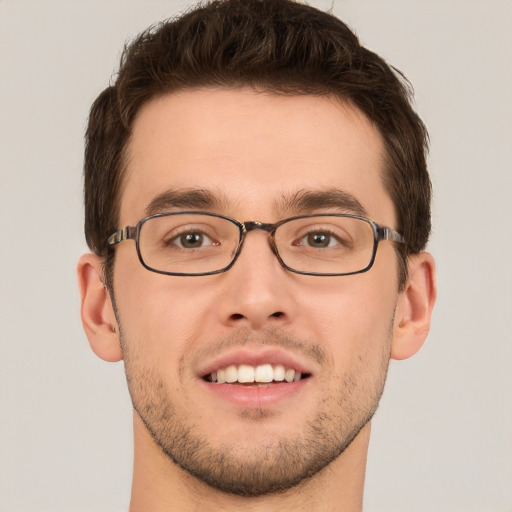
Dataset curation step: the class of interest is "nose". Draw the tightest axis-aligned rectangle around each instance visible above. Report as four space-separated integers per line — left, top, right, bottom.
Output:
216 229 297 330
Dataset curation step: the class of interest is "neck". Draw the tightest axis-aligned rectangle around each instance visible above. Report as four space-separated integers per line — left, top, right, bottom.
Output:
129 413 370 512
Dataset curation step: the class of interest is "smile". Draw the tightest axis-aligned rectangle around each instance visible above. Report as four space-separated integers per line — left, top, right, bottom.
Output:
205 364 310 384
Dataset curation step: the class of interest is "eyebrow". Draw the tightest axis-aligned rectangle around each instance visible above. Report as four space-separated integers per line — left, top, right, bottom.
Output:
275 189 368 217
145 188 228 216
144 187 368 218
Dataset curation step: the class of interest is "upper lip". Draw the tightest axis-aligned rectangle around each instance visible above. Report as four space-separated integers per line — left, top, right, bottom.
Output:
197 347 316 379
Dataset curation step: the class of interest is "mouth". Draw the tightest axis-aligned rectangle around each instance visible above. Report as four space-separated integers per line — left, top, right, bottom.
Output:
197 347 315 407
203 363 311 385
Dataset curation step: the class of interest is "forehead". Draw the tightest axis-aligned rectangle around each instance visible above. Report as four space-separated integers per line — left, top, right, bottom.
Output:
120 88 394 224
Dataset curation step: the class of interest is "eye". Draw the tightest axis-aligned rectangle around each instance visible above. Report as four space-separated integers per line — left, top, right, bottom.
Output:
305 232 335 248
298 230 344 248
169 231 216 249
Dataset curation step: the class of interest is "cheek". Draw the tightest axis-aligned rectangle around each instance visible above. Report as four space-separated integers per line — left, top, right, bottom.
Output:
297 274 397 364
113 264 218 356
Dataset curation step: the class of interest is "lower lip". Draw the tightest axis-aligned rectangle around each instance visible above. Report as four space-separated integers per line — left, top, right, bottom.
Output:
201 378 309 408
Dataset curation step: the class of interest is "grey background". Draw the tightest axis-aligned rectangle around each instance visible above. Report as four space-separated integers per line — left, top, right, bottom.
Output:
1 1 511 511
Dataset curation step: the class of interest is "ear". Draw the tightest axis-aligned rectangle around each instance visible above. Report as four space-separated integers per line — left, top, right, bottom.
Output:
391 252 437 360
77 253 123 362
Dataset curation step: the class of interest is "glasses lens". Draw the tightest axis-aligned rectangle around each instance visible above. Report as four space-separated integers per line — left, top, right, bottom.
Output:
274 216 376 275
138 213 241 275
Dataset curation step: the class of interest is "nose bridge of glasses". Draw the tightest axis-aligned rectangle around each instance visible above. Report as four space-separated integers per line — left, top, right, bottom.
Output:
239 220 279 256
243 221 276 234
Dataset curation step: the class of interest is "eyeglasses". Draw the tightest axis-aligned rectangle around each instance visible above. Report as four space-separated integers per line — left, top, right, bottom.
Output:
107 212 405 277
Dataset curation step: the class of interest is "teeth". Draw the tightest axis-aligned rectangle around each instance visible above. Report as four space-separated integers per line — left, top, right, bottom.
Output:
225 365 237 383
238 364 255 383
285 368 296 383
254 364 273 383
208 364 303 384
273 364 285 381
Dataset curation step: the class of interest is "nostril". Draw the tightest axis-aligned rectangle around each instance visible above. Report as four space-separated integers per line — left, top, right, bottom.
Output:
229 311 283 321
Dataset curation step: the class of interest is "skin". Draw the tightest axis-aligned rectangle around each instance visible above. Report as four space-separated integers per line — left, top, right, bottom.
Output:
78 88 436 511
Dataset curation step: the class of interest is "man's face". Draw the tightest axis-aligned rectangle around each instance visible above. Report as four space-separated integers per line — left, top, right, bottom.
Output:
112 88 400 495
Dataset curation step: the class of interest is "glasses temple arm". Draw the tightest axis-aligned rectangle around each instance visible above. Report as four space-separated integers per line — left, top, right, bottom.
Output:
107 226 137 246
381 227 405 244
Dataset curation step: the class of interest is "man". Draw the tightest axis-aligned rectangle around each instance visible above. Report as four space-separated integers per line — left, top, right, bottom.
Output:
77 0 436 510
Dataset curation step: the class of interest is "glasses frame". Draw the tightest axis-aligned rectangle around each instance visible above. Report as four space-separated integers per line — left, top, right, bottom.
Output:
107 211 405 277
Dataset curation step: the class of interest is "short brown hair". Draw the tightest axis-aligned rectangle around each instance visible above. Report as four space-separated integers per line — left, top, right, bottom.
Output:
84 0 431 286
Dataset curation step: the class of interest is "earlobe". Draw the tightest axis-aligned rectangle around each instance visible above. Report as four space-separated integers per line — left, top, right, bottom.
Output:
391 252 437 360
77 253 123 362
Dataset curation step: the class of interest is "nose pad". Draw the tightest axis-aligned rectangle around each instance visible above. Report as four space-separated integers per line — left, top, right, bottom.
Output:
266 235 280 259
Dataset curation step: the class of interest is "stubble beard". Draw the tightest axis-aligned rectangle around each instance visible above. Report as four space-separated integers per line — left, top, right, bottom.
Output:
119 326 392 497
